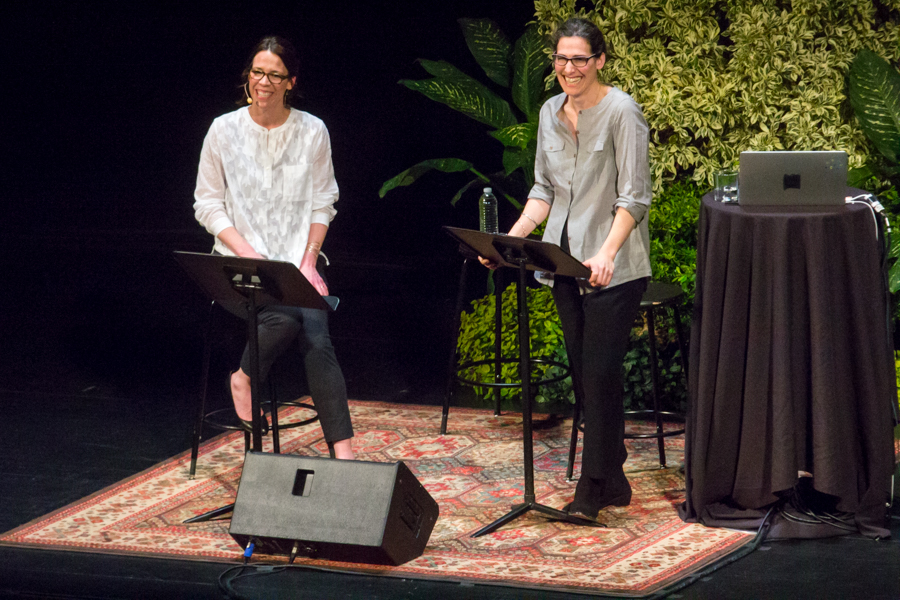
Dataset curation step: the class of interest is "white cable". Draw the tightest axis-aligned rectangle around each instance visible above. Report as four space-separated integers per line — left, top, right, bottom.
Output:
846 196 880 240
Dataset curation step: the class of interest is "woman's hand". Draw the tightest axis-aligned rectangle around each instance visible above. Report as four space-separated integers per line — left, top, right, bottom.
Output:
582 207 636 287
583 248 616 288
217 227 266 259
478 256 499 270
300 261 329 296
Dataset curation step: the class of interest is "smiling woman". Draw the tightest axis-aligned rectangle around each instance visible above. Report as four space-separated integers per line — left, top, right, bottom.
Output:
192 35 356 460
481 17 653 523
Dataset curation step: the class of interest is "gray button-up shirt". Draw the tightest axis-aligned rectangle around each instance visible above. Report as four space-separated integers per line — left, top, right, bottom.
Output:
529 88 652 290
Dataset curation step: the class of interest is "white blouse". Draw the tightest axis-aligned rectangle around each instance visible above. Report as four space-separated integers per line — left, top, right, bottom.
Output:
193 106 339 267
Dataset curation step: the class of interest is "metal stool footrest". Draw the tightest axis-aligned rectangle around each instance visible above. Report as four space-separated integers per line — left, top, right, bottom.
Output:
455 357 571 389
623 409 685 439
267 400 318 430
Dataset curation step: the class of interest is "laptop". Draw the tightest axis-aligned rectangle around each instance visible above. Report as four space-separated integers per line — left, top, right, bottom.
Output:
738 151 848 206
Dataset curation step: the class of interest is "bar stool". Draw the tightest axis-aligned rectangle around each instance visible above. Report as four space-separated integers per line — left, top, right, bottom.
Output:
188 301 321 479
441 248 571 435
565 281 688 480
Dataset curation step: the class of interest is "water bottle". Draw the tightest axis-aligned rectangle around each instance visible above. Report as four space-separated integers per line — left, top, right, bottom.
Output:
479 187 499 233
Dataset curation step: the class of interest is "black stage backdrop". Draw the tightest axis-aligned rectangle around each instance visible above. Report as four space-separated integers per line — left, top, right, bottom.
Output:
0 1 538 402
3 1 535 253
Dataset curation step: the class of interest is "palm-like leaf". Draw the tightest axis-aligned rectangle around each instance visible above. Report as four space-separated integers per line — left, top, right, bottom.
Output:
450 177 487 206
502 138 537 188
890 232 900 292
849 49 900 164
379 158 474 198
490 122 538 150
459 18 512 87
512 25 550 122
400 61 517 129
847 164 877 188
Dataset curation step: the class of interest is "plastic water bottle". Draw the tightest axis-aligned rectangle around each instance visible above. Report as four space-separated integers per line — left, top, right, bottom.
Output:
479 187 499 234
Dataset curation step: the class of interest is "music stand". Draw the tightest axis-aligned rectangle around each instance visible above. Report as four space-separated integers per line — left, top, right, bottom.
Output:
442 227 602 535
173 251 336 523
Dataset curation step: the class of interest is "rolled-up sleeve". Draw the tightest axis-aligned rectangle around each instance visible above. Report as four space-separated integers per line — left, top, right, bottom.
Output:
310 126 339 226
612 101 652 224
193 124 234 237
528 114 555 206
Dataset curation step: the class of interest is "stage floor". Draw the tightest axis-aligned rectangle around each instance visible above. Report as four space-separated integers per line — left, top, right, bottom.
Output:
0 243 898 599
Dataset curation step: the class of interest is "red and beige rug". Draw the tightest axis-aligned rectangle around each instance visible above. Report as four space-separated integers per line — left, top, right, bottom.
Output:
0 401 752 597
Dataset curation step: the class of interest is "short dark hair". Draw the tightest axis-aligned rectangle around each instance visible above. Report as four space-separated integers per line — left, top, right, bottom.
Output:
551 18 608 58
240 36 301 107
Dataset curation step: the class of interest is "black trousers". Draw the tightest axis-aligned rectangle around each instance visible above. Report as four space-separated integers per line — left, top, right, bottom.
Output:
552 276 647 480
239 304 353 443
235 256 353 443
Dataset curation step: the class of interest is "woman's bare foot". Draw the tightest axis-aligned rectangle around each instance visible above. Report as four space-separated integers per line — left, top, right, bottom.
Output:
331 438 355 460
230 369 253 421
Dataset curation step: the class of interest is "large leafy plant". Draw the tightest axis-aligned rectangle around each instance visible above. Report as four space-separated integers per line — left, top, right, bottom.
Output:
848 48 900 291
379 19 556 209
534 0 900 190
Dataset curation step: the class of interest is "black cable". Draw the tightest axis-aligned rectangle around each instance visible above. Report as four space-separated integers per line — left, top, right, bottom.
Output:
780 480 858 532
218 563 287 599
644 503 779 600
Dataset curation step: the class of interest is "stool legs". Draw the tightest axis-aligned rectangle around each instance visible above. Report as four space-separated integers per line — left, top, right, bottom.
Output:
566 397 582 481
189 302 215 480
442 260 507 435
672 305 689 378
442 257 470 435
646 307 667 467
492 270 503 416
269 378 281 455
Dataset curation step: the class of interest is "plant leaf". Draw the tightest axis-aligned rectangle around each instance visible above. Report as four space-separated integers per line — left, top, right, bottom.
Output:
450 177 485 206
502 139 537 184
847 164 876 188
416 59 473 81
890 260 900 294
490 122 538 149
849 49 900 165
459 18 512 88
482 173 525 210
400 62 517 129
512 25 550 122
379 158 473 198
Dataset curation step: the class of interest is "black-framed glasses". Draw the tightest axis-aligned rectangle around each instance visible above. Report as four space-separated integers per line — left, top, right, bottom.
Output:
249 68 289 84
552 53 601 67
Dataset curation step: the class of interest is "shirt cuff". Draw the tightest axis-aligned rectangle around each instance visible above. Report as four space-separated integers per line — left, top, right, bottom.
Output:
311 209 334 227
209 216 234 237
614 198 648 225
527 184 554 204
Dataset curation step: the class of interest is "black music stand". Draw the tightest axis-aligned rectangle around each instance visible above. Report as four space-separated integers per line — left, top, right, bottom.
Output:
442 227 601 535
173 251 336 523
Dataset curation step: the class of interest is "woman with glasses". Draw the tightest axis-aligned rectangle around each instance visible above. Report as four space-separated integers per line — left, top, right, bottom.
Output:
193 36 354 460
482 18 652 521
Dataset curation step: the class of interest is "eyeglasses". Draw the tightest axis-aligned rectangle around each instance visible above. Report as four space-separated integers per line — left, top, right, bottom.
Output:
551 53 601 67
249 68 289 84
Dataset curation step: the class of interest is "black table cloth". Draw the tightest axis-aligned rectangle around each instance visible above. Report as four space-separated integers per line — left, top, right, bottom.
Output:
679 192 897 539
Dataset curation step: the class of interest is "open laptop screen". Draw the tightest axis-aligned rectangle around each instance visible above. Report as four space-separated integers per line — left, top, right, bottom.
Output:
738 151 848 206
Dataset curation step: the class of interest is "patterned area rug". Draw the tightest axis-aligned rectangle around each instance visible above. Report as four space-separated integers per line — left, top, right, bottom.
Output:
0 401 752 597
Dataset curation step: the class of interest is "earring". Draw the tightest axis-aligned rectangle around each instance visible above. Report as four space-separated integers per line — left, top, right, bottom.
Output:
244 82 252 104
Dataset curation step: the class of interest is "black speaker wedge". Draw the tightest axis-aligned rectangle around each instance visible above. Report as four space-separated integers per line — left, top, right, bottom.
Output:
229 452 439 565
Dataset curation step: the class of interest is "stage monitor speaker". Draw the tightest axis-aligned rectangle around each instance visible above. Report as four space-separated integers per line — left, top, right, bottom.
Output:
229 452 439 565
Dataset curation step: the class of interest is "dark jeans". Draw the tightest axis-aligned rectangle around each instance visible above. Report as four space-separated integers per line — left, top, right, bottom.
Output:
552 276 648 480
238 289 353 444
